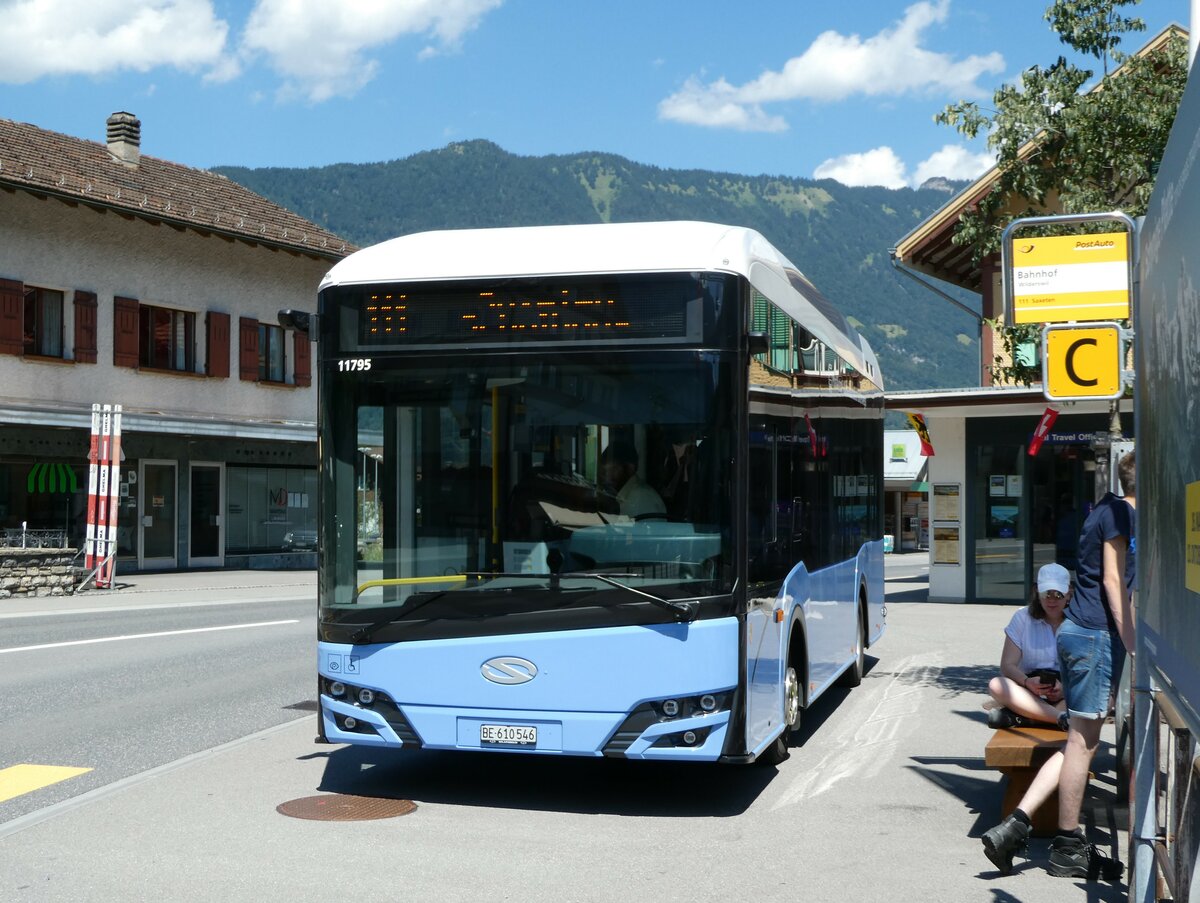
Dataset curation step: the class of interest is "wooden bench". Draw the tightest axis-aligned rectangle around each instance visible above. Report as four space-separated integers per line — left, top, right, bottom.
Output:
984 725 1067 836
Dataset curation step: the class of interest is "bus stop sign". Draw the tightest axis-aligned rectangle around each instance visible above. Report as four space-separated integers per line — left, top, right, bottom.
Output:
1042 322 1125 401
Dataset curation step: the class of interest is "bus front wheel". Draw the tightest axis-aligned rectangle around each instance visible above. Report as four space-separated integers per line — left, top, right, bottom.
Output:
759 664 801 766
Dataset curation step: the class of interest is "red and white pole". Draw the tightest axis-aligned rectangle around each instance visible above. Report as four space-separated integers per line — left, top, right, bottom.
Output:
85 404 101 573
94 405 113 588
100 405 123 588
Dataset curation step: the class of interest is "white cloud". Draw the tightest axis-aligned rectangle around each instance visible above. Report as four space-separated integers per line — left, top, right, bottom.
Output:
814 147 908 189
0 0 230 84
659 0 1003 132
240 0 503 102
657 77 787 133
911 144 994 185
814 143 995 189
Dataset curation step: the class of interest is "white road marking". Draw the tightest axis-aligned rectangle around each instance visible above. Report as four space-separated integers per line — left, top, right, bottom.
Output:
770 651 946 809
0 620 300 654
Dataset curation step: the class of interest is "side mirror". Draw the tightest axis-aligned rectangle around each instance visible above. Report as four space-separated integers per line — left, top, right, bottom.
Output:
278 309 318 342
747 331 769 356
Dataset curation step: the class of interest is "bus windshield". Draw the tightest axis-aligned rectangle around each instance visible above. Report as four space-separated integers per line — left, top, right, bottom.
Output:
320 352 737 637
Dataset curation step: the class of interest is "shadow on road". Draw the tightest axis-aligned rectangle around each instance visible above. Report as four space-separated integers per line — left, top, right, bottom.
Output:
304 657 883 818
309 743 775 817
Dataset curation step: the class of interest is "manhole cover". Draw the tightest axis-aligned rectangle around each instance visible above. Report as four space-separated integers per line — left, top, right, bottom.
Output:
277 794 417 821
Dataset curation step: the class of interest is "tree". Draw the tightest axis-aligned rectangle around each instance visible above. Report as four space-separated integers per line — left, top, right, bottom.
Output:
937 0 1185 459
938 1 1186 267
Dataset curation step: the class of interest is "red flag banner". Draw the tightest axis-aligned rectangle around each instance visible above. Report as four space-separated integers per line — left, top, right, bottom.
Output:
804 413 818 456
1028 407 1059 456
905 412 935 457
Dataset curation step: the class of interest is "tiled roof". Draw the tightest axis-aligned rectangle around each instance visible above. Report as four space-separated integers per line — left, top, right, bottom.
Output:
0 116 354 260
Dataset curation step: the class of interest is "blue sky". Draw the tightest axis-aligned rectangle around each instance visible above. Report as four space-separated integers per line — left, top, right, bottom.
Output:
0 0 1190 187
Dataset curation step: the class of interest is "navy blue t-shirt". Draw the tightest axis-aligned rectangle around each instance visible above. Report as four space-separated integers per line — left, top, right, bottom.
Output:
1065 492 1135 633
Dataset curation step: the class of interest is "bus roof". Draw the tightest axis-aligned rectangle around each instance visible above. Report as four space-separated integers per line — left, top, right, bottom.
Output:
320 221 881 389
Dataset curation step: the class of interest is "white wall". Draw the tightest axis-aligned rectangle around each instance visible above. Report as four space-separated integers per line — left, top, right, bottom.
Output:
0 190 330 426
924 415 968 602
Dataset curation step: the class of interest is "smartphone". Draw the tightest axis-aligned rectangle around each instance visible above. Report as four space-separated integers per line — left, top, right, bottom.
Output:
1029 668 1060 684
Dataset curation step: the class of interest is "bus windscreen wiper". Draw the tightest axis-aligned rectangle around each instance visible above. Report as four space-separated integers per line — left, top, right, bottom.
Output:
555 571 697 622
349 590 454 643
467 570 697 622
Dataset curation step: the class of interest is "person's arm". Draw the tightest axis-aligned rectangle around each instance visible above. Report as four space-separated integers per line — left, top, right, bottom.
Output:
999 636 1032 687
1103 535 1134 651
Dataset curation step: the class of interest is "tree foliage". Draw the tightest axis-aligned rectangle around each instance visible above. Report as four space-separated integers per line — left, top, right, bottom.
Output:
936 0 1187 262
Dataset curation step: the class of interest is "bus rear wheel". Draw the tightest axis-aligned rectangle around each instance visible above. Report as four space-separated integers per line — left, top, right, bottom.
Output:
759 664 800 766
838 605 866 688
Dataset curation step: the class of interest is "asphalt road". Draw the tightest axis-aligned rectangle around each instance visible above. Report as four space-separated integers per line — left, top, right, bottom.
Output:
0 557 1130 902
0 597 314 823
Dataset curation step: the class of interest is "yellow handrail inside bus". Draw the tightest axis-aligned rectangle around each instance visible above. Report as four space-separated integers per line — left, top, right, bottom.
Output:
353 574 469 602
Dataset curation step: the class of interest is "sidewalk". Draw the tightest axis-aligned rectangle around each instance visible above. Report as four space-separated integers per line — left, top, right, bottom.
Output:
0 567 316 617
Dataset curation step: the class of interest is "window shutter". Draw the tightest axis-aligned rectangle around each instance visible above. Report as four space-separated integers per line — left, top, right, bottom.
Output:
293 330 311 387
113 296 139 368
206 311 230 378
770 305 791 371
751 291 769 333
239 317 259 381
73 291 98 363
0 278 22 356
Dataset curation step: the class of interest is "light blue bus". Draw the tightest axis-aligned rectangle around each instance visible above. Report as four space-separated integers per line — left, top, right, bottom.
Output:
309 221 885 764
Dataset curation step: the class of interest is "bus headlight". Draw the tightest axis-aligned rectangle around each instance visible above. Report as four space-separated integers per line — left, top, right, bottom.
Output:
699 694 717 712
662 699 680 717
329 681 347 698
358 688 376 705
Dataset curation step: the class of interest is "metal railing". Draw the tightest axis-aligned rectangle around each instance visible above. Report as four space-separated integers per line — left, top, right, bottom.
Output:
1 527 68 549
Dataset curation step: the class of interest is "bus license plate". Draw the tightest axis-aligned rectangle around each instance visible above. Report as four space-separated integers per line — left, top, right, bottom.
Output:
480 724 537 746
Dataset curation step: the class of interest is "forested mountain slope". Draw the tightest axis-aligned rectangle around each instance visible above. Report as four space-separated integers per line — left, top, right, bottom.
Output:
216 140 980 390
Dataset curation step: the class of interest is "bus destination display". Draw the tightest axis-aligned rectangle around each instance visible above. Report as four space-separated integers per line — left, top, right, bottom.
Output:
352 278 702 346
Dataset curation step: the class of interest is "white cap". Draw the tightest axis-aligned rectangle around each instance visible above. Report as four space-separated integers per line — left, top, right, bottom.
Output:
1037 563 1071 595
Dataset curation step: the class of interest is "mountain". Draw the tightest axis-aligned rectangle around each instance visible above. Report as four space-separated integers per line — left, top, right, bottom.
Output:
214 140 981 391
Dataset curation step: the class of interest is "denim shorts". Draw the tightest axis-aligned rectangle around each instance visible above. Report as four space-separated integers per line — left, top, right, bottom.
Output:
1057 619 1125 720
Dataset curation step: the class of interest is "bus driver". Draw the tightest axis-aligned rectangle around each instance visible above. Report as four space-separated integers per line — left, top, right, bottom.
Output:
600 439 666 519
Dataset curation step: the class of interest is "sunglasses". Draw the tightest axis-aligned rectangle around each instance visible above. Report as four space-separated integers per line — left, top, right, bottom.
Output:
1043 589 1066 599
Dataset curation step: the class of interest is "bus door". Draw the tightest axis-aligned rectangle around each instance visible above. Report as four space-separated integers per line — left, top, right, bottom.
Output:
744 419 789 750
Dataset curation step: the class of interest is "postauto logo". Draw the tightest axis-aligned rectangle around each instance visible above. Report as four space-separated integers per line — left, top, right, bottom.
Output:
481 656 538 685
27 463 78 494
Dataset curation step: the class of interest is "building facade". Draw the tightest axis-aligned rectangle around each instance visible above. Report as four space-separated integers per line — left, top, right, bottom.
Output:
0 113 351 572
889 387 1133 603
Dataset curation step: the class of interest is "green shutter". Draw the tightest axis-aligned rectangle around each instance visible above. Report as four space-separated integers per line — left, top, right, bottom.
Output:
770 305 791 371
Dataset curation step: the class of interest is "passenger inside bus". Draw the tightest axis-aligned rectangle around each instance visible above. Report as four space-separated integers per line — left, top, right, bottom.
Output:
600 439 666 519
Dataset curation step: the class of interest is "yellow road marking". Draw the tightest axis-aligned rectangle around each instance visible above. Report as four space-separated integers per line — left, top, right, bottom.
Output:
0 764 92 803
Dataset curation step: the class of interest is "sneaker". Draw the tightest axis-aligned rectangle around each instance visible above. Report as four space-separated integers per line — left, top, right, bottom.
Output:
987 707 1028 729
1048 834 1125 880
982 814 1031 874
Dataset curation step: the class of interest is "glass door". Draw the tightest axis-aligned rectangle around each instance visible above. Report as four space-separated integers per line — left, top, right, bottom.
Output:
139 460 178 569
189 462 224 567
974 443 1026 601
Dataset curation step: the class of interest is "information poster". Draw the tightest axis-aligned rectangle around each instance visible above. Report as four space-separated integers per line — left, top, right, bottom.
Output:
933 483 961 523
933 526 961 565
989 475 1006 497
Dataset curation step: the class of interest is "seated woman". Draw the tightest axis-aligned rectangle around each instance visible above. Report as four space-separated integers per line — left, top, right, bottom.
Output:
986 562 1072 730
980 562 1073 874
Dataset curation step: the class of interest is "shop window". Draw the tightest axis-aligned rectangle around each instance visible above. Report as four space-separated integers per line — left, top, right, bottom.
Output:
225 465 317 554
23 286 64 358
139 304 195 372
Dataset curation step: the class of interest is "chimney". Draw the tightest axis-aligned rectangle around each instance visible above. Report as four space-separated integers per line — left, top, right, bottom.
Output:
106 112 141 167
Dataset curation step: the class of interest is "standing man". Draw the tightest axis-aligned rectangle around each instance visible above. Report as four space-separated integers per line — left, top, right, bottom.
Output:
1049 451 1135 880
